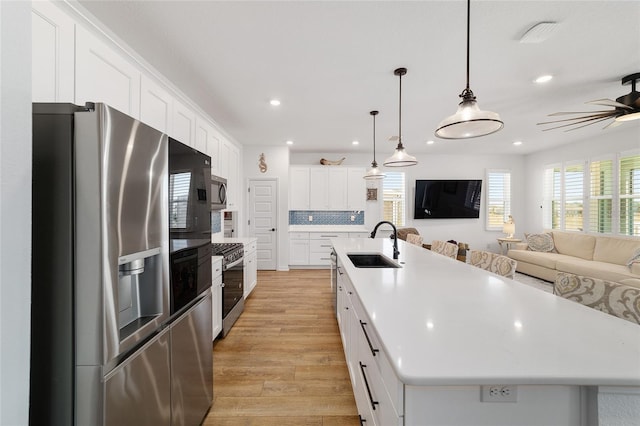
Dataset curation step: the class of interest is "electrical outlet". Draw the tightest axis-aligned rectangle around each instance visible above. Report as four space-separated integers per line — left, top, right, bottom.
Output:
350 215 355 221
481 385 517 403
308 215 313 222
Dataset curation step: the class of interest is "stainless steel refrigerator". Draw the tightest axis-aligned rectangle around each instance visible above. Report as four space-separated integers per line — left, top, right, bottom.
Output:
30 103 174 425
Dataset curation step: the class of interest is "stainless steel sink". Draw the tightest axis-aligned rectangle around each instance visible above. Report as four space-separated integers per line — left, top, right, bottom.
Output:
347 253 401 268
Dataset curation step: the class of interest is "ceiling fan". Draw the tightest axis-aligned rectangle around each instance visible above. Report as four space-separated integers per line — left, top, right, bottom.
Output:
538 72 640 132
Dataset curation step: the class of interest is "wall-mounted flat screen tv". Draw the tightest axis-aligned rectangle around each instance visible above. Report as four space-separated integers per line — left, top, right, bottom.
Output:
414 179 482 219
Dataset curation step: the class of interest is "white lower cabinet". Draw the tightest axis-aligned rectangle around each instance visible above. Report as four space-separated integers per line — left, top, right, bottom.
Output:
290 231 351 266
211 257 223 339
244 239 258 298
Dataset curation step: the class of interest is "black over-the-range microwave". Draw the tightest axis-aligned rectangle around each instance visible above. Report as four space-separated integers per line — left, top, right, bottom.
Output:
211 174 227 210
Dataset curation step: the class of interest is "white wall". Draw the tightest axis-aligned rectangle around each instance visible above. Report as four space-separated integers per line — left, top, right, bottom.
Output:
243 145 290 271
0 2 32 424
522 125 640 235
291 152 525 252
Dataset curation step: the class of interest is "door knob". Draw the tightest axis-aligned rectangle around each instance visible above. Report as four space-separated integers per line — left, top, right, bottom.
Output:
271 228 275 231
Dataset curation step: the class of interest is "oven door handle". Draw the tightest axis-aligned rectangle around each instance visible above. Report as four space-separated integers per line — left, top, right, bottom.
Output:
225 257 244 270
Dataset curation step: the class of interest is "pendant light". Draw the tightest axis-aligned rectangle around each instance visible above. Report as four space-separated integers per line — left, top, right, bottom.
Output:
435 0 503 139
364 111 386 179
384 68 418 167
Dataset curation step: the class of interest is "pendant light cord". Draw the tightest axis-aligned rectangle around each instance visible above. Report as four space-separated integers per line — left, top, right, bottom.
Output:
373 113 377 164
398 71 403 149
465 0 470 92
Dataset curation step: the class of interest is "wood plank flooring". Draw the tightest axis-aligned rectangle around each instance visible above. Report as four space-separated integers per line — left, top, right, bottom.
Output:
203 269 360 426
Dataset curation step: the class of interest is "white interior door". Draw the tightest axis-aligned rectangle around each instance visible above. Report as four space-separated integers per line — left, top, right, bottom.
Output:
248 179 278 270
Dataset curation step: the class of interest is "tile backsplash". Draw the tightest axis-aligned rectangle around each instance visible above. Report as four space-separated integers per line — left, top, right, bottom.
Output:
211 211 222 233
289 210 365 225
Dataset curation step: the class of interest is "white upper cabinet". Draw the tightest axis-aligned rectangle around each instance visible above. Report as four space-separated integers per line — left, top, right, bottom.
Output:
171 99 195 147
289 166 310 210
226 143 240 209
140 75 173 134
75 26 141 117
219 139 230 179
347 167 366 210
32 1 75 102
195 117 211 155
208 132 221 176
309 168 329 210
328 168 348 210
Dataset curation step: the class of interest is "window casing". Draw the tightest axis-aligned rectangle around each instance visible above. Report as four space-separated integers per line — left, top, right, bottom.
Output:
486 169 511 231
543 151 640 236
383 172 405 226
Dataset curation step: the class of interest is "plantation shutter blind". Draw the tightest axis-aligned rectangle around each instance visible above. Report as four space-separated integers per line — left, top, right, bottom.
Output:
383 172 405 226
619 153 640 236
564 163 584 231
588 159 613 233
486 170 511 230
543 165 561 230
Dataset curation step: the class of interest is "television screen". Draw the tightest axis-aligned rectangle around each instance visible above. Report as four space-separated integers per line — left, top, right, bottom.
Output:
414 179 482 219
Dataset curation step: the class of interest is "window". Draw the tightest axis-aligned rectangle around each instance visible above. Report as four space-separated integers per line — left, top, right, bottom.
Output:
543 151 640 236
620 154 640 236
486 169 511 230
383 172 405 226
169 172 191 229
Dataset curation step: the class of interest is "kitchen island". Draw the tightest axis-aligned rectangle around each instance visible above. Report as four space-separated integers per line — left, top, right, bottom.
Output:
332 237 640 426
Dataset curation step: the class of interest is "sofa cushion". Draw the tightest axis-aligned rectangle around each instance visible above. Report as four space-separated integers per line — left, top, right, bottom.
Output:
551 231 596 260
556 258 637 282
632 263 640 276
620 278 640 290
593 236 640 266
524 233 555 252
507 250 573 270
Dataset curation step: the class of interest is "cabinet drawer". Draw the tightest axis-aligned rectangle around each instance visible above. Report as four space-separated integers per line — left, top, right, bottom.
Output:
352 294 404 414
309 239 333 253
309 232 349 239
349 232 370 238
289 232 309 240
212 257 222 278
309 251 332 265
244 240 257 254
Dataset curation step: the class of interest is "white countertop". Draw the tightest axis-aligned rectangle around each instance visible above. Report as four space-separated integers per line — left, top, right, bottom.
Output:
332 238 640 387
289 225 369 233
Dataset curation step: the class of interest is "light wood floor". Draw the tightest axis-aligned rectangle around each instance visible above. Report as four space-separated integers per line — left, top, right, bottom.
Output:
203 269 360 426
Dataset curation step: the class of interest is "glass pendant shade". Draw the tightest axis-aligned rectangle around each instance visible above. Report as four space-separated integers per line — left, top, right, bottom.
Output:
435 0 503 140
364 110 386 179
383 68 417 168
364 161 385 179
435 98 504 139
384 145 418 167
615 111 640 122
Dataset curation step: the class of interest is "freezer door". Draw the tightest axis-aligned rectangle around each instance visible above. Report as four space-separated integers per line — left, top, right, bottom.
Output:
171 293 213 425
103 329 171 426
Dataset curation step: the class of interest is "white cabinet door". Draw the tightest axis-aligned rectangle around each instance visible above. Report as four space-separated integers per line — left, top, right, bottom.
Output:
328 168 348 210
244 249 257 299
208 132 221 176
140 74 173 134
289 239 309 265
212 257 223 339
171 99 195 147
309 167 329 210
75 26 140 118
347 167 366 210
219 139 230 179
289 167 310 210
32 1 75 102
226 144 240 209
195 117 212 155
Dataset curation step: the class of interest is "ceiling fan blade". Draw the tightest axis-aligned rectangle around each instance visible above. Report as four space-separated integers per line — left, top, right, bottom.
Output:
548 110 614 117
540 114 616 131
603 120 623 129
537 112 616 126
564 116 614 132
586 98 633 110
388 136 399 142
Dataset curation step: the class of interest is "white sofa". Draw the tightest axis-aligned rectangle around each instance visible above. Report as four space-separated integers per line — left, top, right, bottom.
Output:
507 231 640 288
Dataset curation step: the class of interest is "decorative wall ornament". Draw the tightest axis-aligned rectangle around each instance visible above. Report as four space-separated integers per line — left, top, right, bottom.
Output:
258 153 267 173
320 157 345 165
367 188 378 201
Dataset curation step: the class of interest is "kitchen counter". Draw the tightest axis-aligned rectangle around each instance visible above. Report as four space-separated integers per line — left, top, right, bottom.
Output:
289 225 369 233
332 237 640 387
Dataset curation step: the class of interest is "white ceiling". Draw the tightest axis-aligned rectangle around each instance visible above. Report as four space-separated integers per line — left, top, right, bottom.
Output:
77 0 640 156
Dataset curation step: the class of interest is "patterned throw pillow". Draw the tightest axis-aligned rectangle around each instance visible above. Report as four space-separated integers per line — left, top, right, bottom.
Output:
525 233 555 252
627 248 640 270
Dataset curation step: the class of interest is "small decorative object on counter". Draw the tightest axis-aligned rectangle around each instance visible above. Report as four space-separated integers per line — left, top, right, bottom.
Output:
258 153 267 173
320 157 345 165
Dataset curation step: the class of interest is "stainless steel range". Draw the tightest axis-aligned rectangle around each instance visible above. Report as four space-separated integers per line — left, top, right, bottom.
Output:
212 242 244 336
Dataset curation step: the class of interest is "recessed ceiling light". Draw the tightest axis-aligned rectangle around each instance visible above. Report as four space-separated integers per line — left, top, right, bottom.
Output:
286 140 293 145
426 140 435 145
534 75 553 84
270 99 281 106
513 141 523 146
352 140 359 145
